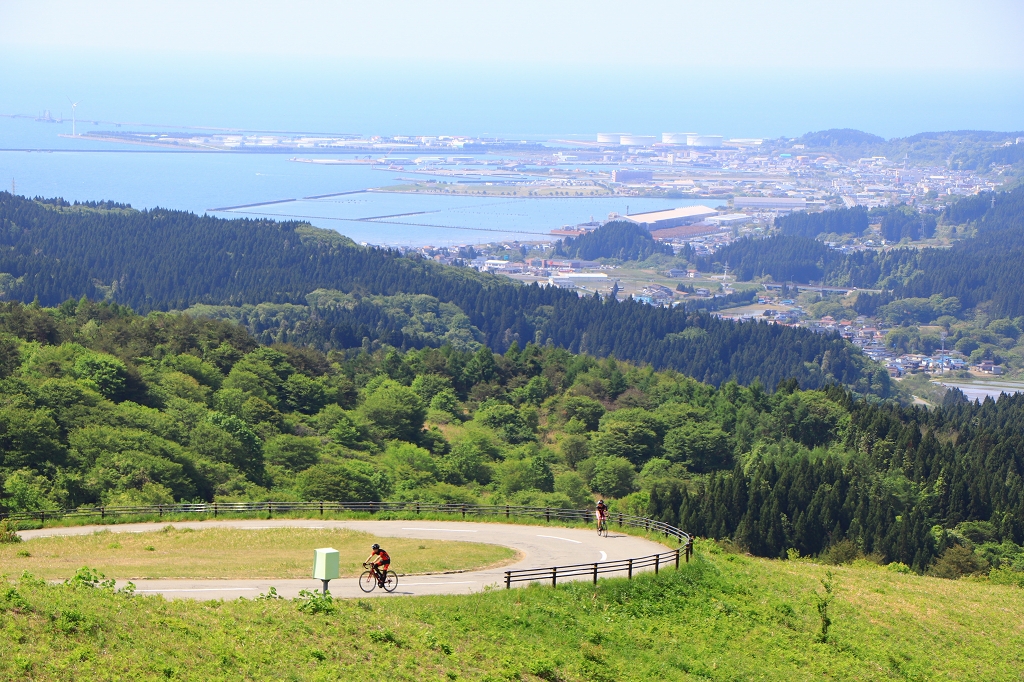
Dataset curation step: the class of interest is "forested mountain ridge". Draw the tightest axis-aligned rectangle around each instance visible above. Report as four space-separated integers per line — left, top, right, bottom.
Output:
0 301 1020 576
0 192 890 394
796 128 1024 173
700 186 1024 319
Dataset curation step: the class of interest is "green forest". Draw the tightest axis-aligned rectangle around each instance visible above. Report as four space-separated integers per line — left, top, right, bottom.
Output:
0 192 889 394
553 221 673 261
702 186 1024 321
1 300 1020 577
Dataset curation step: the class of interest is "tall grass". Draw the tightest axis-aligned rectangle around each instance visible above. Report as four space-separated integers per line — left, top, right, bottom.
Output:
3 541 1022 680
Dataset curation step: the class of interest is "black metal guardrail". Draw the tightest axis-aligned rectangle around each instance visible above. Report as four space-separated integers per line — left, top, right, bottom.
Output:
0 500 693 588
503 548 685 589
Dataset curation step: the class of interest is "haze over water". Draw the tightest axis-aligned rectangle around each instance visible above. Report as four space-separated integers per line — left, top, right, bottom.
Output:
2 1 1022 245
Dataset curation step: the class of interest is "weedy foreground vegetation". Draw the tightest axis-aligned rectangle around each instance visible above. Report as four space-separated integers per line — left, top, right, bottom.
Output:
2 541 1022 681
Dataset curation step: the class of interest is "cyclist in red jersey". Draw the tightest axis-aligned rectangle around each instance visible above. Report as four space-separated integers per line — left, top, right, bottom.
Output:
596 500 608 530
365 544 391 587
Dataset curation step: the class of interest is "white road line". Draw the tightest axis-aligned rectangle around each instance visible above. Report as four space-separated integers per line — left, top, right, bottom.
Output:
399 581 476 586
537 535 582 544
135 588 259 593
400 528 478 532
600 551 608 561
241 526 326 529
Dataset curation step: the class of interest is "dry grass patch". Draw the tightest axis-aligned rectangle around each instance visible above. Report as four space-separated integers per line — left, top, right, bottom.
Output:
1 526 517 580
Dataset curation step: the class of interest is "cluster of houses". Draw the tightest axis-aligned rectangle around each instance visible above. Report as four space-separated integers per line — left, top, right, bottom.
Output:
884 354 969 377
633 284 676 305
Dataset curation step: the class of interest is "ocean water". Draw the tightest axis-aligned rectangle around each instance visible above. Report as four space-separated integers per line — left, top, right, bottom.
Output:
0 116 710 245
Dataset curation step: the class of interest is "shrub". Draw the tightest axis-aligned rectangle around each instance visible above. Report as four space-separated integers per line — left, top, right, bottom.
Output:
0 519 22 543
264 434 321 472
295 589 336 615
663 422 732 472
821 538 860 565
359 380 426 442
411 374 453 402
298 461 381 502
581 456 636 498
988 567 1024 587
559 434 590 469
928 545 990 579
554 471 592 508
497 457 554 495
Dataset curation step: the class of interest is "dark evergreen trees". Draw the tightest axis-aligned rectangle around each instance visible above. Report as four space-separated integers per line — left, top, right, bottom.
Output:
554 221 672 261
775 206 868 238
0 193 887 392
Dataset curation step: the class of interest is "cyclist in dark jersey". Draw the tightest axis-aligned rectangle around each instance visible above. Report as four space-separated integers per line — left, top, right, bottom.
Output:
365 544 391 586
596 500 608 530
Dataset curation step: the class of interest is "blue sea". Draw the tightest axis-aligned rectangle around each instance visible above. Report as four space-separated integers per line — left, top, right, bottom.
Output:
0 116 713 246
3 55 1022 246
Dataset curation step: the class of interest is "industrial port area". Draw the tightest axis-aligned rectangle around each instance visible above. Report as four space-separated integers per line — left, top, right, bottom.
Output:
67 126 1009 210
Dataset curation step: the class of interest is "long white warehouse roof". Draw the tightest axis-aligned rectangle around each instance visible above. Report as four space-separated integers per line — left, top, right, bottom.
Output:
625 206 717 222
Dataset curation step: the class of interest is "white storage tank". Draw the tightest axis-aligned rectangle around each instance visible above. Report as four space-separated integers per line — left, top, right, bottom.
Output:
687 134 724 147
662 132 695 144
597 133 628 144
619 134 658 146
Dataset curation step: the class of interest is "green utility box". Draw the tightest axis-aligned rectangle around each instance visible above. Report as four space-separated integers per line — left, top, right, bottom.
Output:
313 547 340 581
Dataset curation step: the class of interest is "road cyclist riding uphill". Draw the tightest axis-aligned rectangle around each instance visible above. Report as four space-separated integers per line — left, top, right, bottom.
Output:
596 500 609 537
359 544 398 593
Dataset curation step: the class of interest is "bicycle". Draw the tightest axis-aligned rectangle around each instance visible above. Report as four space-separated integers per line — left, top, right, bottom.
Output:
597 515 608 537
359 562 399 593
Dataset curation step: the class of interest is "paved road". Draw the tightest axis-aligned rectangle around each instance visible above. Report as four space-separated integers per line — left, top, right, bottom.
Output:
19 519 672 600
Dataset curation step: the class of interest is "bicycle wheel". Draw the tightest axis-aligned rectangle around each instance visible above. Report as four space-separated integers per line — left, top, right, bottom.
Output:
358 570 377 592
383 572 398 592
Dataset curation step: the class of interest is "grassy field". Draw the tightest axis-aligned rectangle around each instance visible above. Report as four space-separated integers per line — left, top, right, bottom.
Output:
1 526 517 580
2 539 1022 680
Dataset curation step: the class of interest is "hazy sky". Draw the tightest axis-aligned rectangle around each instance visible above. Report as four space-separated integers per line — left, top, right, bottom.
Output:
2 0 1023 137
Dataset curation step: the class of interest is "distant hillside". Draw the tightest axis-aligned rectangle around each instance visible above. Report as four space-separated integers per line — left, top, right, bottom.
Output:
553 220 672 261
795 128 1024 171
798 128 886 147
0 193 887 393
702 186 1024 319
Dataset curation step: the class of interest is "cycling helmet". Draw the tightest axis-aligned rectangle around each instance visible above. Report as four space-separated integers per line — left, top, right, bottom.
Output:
372 544 380 550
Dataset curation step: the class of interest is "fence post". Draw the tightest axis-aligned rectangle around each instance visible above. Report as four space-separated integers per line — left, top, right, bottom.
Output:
545 507 550 522
593 563 598 585
675 548 680 570
40 511 45 524
506 504 510 519
268 501 273 519
505 571 511 589
416 502 420 515
159 505 163 518
551 567 557 588
628 558 633 580
101 506 105 520
462 505 466 519
214 502 218 518
320 501 324 516
617 513 622 526
655 554 660 575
